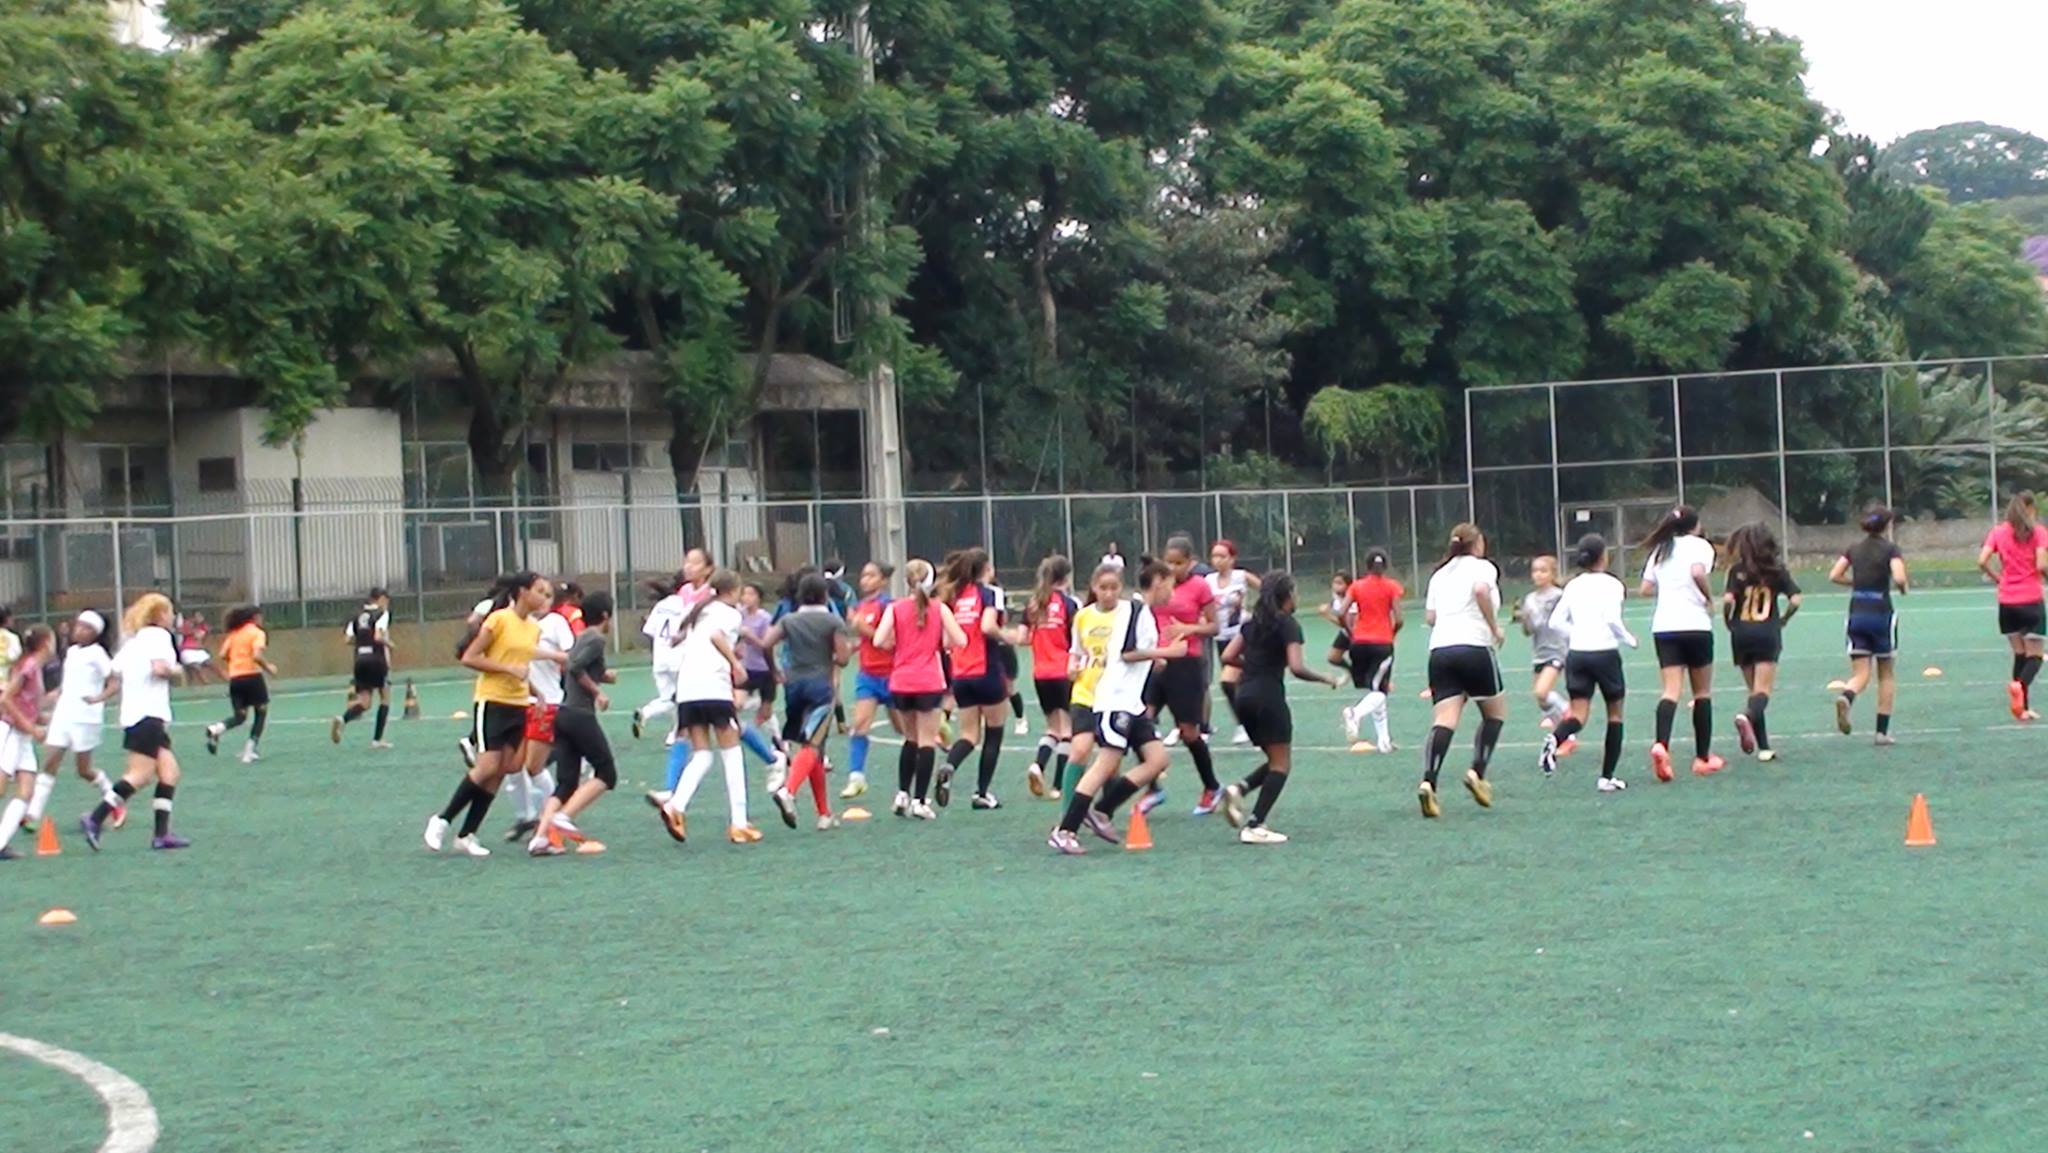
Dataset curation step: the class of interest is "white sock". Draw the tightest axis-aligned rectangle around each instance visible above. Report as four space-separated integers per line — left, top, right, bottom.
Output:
1544 691 1568 720
26 771 56 822
670 750 715 813
640 698 675 721
88 770 117 804
503 770 528 818
527 769 554 819
1360 691 1386 720
721 745 748 828
0 796 25 850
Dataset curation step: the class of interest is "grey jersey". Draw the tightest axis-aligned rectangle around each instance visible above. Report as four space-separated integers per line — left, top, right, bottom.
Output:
562 629 609 710
781 608 847 682
1522 587 1568 665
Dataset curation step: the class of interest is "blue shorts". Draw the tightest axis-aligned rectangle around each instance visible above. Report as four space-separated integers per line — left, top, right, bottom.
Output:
1846 613 1897 658
855 671 892 703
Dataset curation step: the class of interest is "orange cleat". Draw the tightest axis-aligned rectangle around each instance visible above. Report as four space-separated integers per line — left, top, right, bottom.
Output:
1692 754 1725 776
728 824 764 843
1650 742 1673 783
1558 737 1579 759
2009 681 2027 720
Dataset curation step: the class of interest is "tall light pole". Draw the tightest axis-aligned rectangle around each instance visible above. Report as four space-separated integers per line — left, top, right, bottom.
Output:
848 3 907 568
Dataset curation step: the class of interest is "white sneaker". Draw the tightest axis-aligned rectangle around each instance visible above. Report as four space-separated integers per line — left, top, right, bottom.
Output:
1162 728 1182 748
645 789 673 809
1376 737 1393 755
891 790 911 817
1342 706 1360 742
239 746 259 765
1230 725 1250 746
1597 777 1627 792
369 740 394 750
457 736 477 769
1239 825 1288 845
972 791 1002 810
453 834 490 857
840 771 868 799
1539 734 1559 777
1220 783 1248 829
765 756 788 795
910 800 937 820
424 814 449 852
1014 716 1030 736
816 814 836 831
664 730 677 747
527 832 562 857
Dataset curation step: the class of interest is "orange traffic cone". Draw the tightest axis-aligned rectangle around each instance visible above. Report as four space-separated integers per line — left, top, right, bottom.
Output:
1124 804 1153 852
1905 793 1936 847
35 816 60 856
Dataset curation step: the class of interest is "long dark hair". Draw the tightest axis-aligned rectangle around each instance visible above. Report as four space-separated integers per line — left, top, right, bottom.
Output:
1725 522 1788 589
681 570 742 635
1363 546 1390 575
1570 533 1609 572
779 564 819 606
1862 504 1895 536
1433 523 1484 572
1640 505 1701 567
1245 571 1297 644
1029 555 1073 625
2006 492 2037 537
940 548 988 601
224 605 262 632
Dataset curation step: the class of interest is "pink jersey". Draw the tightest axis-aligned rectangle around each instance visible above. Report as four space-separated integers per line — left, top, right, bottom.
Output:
886 597 949 694
3 657 45 729
1154 574 1215 658
1986 521 2048 605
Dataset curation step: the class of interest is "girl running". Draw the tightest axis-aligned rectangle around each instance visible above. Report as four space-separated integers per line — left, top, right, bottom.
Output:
426 572 559 858
1416 524 1506 819
842 561 896 799
762 573 852 829
82 593 188 851
988 580 1030 737
528 592 621 856
502 584 578 843
1062 565 1123 803
177 611 220 685
632 548 713 739
875 558 967 819
1338 548 1402 753
656 571 761 844
1723 523 1801 763
1979 493 2048 720
334 589 395 749
1048 561 1184 855
1640 505 1721 780
1537 535 1639 789
40 611 124 830
1152 537 1221 813
1833 505 1909 742
935 548 1027 811
207 606 277 763
1320 571 1354 672
1207 540 1263 746
1517 555 1569 728
1218 572 1343 845
737 583 779 735
0 625 54 860
1025 556 1078 799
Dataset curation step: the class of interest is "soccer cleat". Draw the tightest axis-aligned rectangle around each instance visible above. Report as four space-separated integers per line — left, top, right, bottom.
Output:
727 825 764 844
1192 788 1220 816
1138 788 1167 816
1027 764 1047 798
424 815 449 852
772 788 798 829
644 789 673 810
527 833 563 857
1873 733 1895 747
1538 734 1559 777
1048 828 1086 855
1417 781 1441 819
816 814 837 831
765 756 789 796
1220 783 1248 829
1650 742 1673 783
1231 726 1250 746
452 834 490 857
79 812 103 851
1161 728 1182 748
150 834 191 851
548 814 587 844
934 766 954 808
1464 769 1493 808
840 772 868 799
369 740 393 750
890 790 911 817
910 800 937 820
330 716 344 744
659 805 687 843
1083 809 1121 844
504 817 539 844
972 792 1002 810
2010 681 2027 720
108 802 127 830
238 748 258 765
1692 754 1725 777
1239 825 1287 845
457 736 478 769
1342 706 1361 742
2028 710 2044 723
1834 695 1852 735
1734 713 1757 756
1048 789 1063 802
1015 716 1031 736
1759 748 1780 762
205 723 223 756
1597 777 1627 792
631 710 645 740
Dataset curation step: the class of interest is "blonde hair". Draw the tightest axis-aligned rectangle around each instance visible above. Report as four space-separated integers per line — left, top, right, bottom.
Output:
903 558 936 627
124 592 174 638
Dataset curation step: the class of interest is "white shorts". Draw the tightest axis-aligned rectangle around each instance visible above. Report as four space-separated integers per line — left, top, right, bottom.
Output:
0 723 37 776
180 650 212 667
42 717 102 754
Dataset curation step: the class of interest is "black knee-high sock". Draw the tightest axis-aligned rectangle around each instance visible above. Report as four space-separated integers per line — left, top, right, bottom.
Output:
152 783 175 837
374 705 390 741
913 746 936 800
1422 725 1453 788
440 775 483 821
222 708 248 732
249 707 267 745
1221 681 1240 720
1240 763 1270 794
1552 715 1583 744
1187 737 1218 791
1746 693 1770 749
343 703 366 724
1602 721 1624 779
1054 742 1071 791
834 702 847 725
1692 698 1712 758
456 786 497 838
1034 736 1056 770
91 780 137 824
975 727 1005 795
1058 786 1094 833
1094 775 1140 816
945 738 974 771
2015 653 2027 684
897 741 917 794
1249 768 1289 826
1472 716 1504 778
1010 691 1025 721
1655 698 1677 746
1876 712 1892 735
2023 657 2043 707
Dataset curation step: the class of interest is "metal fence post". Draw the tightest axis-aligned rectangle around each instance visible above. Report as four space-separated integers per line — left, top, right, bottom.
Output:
1987 359 2001 515
1408 489 1421 581
246 513 260 608
608 503 621 654
1774 370 1790 546
111 517 125 613
493 508 506 575
1281 491 1293 571
1139 498 1151 556
1346 490 1358 574
1880 364 1895 512
1061 494 1074 562
1671 376 1685 506
1547 383 1563 561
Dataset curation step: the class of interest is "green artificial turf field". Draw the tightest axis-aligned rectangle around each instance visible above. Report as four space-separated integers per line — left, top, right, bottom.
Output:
4 586 2047 1152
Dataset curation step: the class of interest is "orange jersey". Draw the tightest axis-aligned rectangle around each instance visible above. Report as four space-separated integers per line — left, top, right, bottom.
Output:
222 624 267 679
1346 575 1403 645
1029 592 1077 681
853 596 894 676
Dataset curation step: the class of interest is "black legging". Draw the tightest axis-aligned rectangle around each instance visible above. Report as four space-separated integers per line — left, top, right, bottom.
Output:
222 705 267 743
551 706 618 796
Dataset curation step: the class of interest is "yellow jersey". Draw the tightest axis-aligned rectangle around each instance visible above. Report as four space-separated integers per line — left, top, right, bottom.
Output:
222 625 267 679
1069 603 1117 710
474 608 540 705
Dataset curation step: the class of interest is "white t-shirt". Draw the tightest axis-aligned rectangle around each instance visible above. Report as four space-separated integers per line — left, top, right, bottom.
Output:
1100 553 1126 573
1642 534 1717 633
1550 572 1633 653
115 625 177 727
50 645 114 728
672 600 743 704
527 612 575 706
1425 555 1503 650
471 598 494 620
1093 598 1160 716
643 593 689 671
1208 570 1252 640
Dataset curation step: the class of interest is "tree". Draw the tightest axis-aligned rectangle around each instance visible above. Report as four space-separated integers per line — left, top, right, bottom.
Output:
1893 207 2048 361
1880 122 2048 204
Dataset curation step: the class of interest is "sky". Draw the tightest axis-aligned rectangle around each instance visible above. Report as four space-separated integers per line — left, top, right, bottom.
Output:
1738 0 2047 145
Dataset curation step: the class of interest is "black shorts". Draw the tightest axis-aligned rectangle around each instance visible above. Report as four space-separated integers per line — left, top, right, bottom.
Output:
1531 656 1565 673
1426 645 1502 702
1564 650 1626 702
952 671 1007 709
676 700 739 730
1348 642 1394 691
1234 684 1293 747
1096 710 1159 753
891 691 945 713
351 656 389 692
1999 601 2046 638
1729 624 1783 668
1070 706 1098 740
472 701 528 752
1147 656 1207 723
1328 630 1349 653
1653 631 1714 669
994 642 1020 681
122 717 172 757
742 671 777 705
1033 678 1072 715
550 706 617 792
228 674 270 711
1847 612 1898 658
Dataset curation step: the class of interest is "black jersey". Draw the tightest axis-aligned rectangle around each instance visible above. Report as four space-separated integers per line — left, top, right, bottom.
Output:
1725 568 1799 628
348 605 390 658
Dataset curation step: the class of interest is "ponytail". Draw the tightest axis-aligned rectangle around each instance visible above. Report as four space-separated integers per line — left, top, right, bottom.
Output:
1246 571 1296 645
1029 555 1073 626
681 570 741 636
1861 504 1895 536
2005 492 2037 537
1639 505 1700 568
1433 524 1484 573
904 558 936 628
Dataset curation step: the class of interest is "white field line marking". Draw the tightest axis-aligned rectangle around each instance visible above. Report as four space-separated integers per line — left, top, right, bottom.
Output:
0 1032 160 1153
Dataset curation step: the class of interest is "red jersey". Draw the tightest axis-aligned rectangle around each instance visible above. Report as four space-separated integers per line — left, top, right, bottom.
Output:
554 605 586 637
886 597 948 694
948 584 995 679
1030 592 1077 681
853 595 894 676
1346 575 1403 644
1154 575 1215 658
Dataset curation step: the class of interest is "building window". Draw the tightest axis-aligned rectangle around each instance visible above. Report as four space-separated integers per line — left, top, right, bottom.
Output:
569 442 649 473
197 457 238 493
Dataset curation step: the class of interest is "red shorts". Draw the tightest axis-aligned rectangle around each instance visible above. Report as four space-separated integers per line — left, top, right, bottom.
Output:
523 703 559 745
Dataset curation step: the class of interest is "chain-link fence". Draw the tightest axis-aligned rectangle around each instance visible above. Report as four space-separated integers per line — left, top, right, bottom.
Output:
1467 354 2048 584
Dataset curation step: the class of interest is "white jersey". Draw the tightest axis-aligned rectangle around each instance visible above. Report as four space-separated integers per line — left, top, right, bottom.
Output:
1643 534 1717 633
49 644 114 729
1208 569 1252 641
115 625 177 727
1100 553 1125 573
1425 555 1502 650
527 612 575 706
1093 597 1160 716
643 594 689 671
1551 572 1634 653
673 600 743 704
